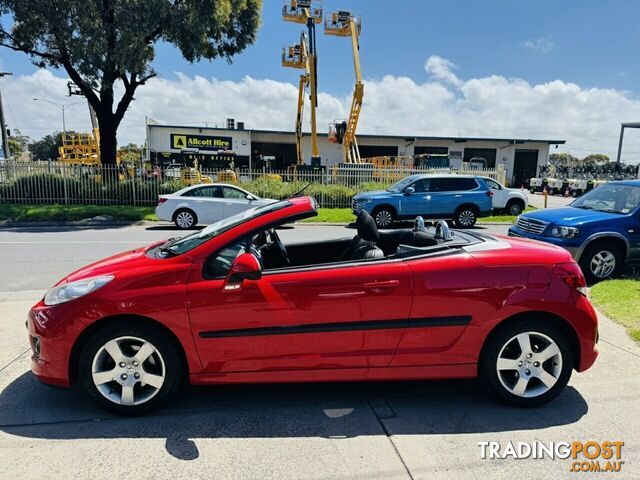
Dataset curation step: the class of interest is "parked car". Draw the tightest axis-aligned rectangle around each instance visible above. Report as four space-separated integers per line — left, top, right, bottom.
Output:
509 180 640 282
481 177 528 215
28 197 598 415
352 174 493 228
155 183 273 229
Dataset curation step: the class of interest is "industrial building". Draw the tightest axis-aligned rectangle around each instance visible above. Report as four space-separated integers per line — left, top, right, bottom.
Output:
145 120 565 186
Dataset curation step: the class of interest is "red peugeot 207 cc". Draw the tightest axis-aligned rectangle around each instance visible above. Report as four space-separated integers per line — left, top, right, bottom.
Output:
28 197 598 415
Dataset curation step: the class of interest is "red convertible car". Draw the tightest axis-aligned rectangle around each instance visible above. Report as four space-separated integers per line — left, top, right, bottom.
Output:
28 196 598 415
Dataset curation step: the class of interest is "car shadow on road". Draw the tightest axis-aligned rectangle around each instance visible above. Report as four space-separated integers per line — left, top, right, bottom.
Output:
0 372 588 461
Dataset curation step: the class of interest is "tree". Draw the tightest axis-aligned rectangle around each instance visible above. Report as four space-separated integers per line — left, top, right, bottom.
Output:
548 153 579 166
28 131 69 161
0 0 261 166
582 153 610 165
8 129 30 160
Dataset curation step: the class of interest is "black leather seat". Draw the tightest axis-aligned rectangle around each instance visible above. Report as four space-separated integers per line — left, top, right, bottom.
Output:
341 211 385 260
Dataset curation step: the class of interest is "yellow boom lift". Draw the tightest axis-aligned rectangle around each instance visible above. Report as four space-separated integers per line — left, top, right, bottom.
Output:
282 32 310 165
282 0 323 167
325 11 363 164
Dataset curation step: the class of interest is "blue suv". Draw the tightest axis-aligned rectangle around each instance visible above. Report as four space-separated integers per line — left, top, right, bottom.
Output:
352 174 493 228
509 180 640 282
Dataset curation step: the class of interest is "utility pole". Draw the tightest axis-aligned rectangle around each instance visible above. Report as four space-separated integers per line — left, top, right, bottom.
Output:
0 72 13 159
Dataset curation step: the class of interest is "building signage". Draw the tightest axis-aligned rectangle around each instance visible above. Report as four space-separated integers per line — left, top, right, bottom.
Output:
170 133 232 151
450 150 463 159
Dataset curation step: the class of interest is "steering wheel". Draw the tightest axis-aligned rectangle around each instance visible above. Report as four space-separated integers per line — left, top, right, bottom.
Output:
269 229 290 266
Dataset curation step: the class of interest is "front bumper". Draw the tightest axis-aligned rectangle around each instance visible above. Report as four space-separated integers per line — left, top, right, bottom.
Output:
27 301 75 387
508 227 582 260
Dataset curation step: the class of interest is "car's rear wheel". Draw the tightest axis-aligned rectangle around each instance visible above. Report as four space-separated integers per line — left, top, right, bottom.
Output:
78 323 183 415
454 206 477 228
481 320 572 407
372 207 395 229
174 209 197 229
506 199 524 216
579 242 621 283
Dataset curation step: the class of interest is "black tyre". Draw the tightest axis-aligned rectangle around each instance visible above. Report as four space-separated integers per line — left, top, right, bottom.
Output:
480 320 573 407
174 209 197 229
78 322 183 415
506 199 524 216
372 206 395 229
454 206 477 228
579 242 621 284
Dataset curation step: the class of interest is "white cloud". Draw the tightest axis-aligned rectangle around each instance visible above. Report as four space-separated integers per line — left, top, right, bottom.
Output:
3 60 640 163
522 37 554 53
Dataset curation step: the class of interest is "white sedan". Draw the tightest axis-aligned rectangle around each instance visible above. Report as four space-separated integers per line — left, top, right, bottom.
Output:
156 184 274 229
481 177 529 215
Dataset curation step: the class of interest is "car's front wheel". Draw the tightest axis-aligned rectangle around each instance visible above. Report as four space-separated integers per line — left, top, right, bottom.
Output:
454 206 477 228
481 320 573 407
78 322 183 415
174 209 197 229
579 242 621 283
372 207 395 229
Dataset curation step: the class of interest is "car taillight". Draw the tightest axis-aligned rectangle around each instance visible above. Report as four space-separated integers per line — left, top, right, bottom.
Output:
486 190 493 197
157 197 167 205
552 262 587 295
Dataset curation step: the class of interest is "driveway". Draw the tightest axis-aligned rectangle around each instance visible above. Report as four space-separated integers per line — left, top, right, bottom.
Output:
0 224 638 479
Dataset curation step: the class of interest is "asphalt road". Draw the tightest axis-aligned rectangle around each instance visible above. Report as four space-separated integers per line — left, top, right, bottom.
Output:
0 221 638 479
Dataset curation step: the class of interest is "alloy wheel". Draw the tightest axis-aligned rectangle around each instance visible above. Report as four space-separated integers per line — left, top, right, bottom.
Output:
590 250 616 279
91 336 166 406
375 210 392 228
458 210 475 227
496 331 562 398
175 211 194 228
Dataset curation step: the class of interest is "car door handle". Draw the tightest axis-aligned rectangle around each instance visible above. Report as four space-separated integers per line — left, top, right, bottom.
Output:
454 194 462 198
363 280 400 289
318 291 366 299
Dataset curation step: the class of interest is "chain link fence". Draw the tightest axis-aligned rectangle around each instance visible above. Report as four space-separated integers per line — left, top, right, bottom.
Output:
0 161 506 208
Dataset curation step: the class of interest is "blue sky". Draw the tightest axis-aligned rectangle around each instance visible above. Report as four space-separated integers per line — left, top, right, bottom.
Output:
2 0 640 159
2 0 639 97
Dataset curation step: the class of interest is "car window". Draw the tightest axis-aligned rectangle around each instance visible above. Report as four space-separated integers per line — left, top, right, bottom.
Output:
222 186 247 199
484 178 500 190
411 178 430 192
431 178 478 192
572 184 640 214
204 241 246 278
183 186 222 198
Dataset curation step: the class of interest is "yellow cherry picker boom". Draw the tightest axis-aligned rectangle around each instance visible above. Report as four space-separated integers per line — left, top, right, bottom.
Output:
325 11 363 164
282 33 310 166
282 1 323 168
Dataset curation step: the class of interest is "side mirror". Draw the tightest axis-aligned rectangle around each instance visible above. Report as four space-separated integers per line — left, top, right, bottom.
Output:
404 186 415 195
246 194 256 201
224 253 262 291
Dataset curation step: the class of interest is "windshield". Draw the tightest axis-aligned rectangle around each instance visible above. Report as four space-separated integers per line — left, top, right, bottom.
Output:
572 184 640 214
161 200 291 255
388 176 418 192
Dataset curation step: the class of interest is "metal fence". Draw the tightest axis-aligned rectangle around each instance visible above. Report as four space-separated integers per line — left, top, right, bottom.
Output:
0 161 506 209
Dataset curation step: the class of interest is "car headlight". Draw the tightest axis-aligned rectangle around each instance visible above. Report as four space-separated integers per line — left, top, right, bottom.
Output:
44 275 114 306
547 226 580 239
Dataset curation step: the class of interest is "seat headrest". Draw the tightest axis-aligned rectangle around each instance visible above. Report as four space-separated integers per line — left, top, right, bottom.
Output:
356 211 379 242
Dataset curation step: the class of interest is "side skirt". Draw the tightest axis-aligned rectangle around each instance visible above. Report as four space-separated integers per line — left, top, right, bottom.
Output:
189 364 477 385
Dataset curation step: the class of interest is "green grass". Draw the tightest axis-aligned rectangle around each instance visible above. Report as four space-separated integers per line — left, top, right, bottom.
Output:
482 206 536 223
0 204 158 222
301 208 355 223
590 277 640 342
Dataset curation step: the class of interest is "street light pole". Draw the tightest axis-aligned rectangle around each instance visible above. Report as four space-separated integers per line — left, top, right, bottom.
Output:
0 72 13 159
32 98 83 136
